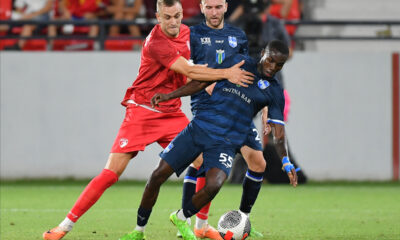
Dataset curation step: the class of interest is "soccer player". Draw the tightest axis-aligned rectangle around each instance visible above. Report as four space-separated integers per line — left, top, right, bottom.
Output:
180 0 268 238
120 40 298 240
42 0 254 239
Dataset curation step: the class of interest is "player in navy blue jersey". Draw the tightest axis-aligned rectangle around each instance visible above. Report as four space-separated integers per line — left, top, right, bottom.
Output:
125 40 298 240
179 0 270 238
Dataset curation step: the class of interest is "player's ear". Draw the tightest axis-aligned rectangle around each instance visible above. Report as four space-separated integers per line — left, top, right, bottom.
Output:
224 2 228 13
155 12 161 23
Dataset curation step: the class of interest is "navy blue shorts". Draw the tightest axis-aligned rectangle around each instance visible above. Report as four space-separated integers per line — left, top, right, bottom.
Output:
242 121 263 151
160 122 236 177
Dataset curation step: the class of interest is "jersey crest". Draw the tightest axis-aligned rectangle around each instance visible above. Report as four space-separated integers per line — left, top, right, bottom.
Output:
228 36 237 48
216 49 225 64
257 79 270 89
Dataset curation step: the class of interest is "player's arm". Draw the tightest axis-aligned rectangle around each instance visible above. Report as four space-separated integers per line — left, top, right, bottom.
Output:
170 56 254 87
270 123 298 187
151 80 210 108
262 107 271 135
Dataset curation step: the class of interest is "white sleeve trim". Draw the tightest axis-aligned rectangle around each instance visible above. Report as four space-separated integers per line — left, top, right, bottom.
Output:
267 118 285 125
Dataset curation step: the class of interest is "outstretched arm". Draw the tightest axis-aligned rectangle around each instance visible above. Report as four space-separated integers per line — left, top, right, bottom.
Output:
270 123 298 187
151 80 210 108
170 56 254 87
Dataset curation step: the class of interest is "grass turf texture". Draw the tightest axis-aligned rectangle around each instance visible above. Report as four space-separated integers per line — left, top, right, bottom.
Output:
1 180 399 240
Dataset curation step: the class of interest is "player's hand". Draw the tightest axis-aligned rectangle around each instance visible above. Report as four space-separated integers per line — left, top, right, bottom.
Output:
264 124 272 135
227 60 254 87
151 93 170 108
262 107 271 135
282 157 298 187
287 168 298 187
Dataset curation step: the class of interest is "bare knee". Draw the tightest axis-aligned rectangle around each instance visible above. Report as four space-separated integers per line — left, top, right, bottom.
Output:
147 159 174 188
105 152 137 176
203 174 225 200
148 168 169 187
241 146 266 172
249 155 266 172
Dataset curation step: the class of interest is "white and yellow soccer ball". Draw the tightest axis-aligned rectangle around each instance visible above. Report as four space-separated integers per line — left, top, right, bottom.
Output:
217 210 251 240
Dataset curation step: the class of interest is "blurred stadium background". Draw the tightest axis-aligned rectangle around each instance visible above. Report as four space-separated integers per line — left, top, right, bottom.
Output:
0 0 399 182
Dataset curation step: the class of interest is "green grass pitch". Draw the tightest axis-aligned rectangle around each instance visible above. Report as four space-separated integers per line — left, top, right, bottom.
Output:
1 180 399 240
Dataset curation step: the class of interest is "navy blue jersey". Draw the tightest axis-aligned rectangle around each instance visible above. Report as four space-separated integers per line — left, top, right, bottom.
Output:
192 54 285 148
190 22 249 112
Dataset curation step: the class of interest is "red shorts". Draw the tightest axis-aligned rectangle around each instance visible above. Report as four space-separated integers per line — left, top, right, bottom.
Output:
110 104 190 153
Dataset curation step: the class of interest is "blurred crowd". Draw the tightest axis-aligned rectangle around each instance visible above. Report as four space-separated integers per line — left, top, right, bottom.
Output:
0 0 303 51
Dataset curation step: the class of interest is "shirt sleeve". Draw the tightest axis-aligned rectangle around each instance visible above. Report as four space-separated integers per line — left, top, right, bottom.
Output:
268 86 285 125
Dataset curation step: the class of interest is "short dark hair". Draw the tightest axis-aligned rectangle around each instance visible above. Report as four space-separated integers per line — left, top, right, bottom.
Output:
267 40 289 56
157 0 181 12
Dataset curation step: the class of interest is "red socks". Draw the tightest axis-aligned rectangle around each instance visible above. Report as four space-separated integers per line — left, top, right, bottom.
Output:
195 177 211 220
67 169 118 222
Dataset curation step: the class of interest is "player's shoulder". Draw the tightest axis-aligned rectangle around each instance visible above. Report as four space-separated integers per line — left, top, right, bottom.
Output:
221 54 257 72
223 23 247 37
180 24 190 36
268 78 284 96
190 22 207 36
190 23 202 31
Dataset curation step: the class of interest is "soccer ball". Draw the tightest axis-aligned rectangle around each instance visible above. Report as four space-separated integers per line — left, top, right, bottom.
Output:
217 210 251 240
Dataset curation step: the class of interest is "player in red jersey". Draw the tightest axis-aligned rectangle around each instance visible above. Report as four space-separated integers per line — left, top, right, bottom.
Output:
42 0 254 239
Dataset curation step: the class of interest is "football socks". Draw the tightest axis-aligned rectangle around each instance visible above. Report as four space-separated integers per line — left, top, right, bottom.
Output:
182 166 198 208
67 169 118 222
239 170 263 213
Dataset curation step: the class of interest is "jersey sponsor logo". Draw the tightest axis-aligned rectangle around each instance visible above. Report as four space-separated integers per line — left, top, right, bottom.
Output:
222 87 252 104
163 142 174 153
200 37 211 45
119 138 129 148
216 49 225 64
219 153 233 168
228 36 237 48
215 40 224 44
257 79 270 89
186 40 190 51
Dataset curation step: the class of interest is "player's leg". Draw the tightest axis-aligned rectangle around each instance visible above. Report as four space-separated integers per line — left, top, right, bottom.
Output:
193 169 221 240
182 157 202 215
120 159 176 240
238 126 266 238
239 148 265 238
172 168 227 239
43 152 136 240
121 124 200 240
44 105 149 240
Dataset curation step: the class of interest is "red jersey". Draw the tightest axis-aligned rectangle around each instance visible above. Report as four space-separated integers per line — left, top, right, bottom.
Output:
122 24 191 113
269 0 300 36
67 0 110 18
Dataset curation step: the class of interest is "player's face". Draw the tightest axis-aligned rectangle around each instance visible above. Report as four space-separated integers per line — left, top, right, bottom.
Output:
259 49 288 77
200 0 227 29
156 2 183 38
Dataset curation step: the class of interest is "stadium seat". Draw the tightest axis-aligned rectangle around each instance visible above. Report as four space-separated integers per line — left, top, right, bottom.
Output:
104 39 143 51
0 39 17 50
52 40 94 51
0 39 47 51
22 39 47 51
